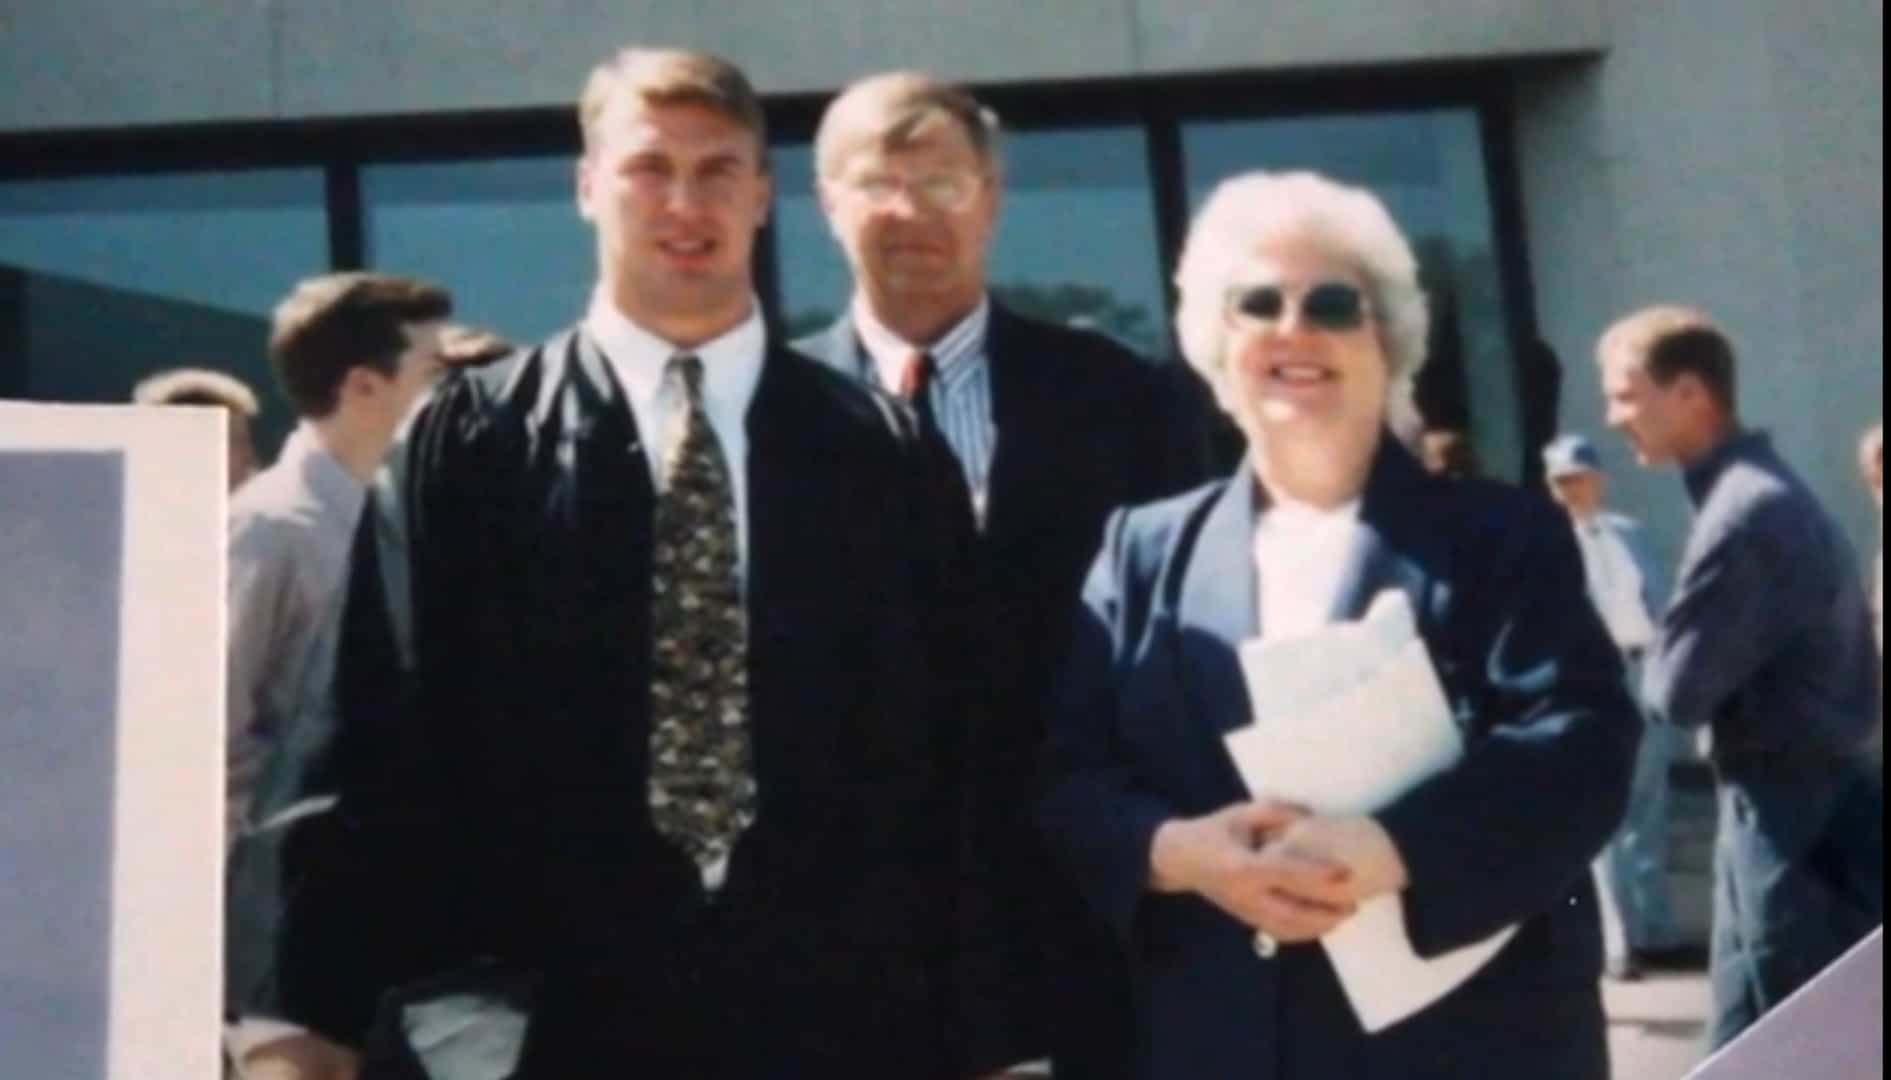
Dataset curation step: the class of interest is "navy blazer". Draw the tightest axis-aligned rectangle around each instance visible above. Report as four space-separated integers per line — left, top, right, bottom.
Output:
1038 439 1641 1080
799 304 1215 1072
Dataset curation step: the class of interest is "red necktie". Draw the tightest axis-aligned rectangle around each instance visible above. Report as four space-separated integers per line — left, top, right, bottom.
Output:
897 350 939 435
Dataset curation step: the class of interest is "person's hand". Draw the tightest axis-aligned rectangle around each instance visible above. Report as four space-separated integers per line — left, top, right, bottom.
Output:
237 1033 360 1080
1150 801 1356 940
1268 814 1409 905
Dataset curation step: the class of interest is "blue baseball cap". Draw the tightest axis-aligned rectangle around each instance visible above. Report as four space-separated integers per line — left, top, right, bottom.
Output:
1543 434 1603 479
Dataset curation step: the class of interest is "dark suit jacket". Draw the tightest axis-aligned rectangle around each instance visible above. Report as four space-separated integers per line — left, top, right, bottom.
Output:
799 304 1214 1073
1038 439 1642 1080
227 327 979 1078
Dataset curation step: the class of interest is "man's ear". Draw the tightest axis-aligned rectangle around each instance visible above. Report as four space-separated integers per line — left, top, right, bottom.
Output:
575 154 597 223
754 167 773 230
340 365 385 403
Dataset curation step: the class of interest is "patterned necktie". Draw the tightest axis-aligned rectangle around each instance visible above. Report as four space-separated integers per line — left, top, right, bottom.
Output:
646 352 756 886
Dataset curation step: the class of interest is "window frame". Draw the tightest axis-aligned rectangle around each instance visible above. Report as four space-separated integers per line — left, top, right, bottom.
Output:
0 62 1548 477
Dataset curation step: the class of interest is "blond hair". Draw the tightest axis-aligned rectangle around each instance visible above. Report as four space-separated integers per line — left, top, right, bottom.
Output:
814 71 1002 181
132 367 260 415
1597 305 1738 412
1597 305 1718 364
579 47 766 156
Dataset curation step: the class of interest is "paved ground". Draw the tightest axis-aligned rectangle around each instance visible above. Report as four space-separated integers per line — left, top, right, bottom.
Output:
1607 766 1717 1080
1607 969 1712 1079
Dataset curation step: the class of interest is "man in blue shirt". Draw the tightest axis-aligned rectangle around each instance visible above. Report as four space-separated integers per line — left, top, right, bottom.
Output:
1596 306 1883 1048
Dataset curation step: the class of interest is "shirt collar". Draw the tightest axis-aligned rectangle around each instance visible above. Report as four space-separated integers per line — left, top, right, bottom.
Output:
1684 428 1771 507
585 290 767 416
851 294 991 395
281 423 365 509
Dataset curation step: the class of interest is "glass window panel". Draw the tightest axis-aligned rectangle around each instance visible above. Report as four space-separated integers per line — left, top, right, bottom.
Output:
362 156 593 347
1183 110 1524 480
769 142 860 342
772 126 1169 355
0 169 327 454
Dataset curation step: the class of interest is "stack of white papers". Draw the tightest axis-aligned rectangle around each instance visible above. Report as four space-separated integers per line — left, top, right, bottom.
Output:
1223 590 1517 1033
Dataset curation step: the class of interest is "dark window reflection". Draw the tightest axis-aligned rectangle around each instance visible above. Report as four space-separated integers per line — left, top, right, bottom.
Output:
0 170 327 454
362 157 592 346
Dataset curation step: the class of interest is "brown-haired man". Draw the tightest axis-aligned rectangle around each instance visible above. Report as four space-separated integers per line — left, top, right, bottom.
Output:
228 49 978 1079
799 71 1213 1079
223 271 450 1076
1597 306 1882 1049
227 272 450 837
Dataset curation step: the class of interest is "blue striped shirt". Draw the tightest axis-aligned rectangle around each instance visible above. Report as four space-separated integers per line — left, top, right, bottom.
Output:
852 296 997 521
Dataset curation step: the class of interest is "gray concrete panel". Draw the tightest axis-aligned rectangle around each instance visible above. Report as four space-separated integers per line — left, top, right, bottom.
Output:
1133 0 1606 75
0 0 274 131
701 0 1136 94
275 0 700 119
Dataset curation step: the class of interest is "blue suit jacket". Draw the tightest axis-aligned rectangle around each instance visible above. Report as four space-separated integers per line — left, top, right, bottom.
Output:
1038 439 1641 1080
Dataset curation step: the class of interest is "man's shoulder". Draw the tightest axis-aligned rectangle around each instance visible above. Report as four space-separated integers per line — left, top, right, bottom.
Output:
1695 457 1822 549
770 340 916 445
229 463 322 536
433 332 559 414
1113 480 1225 558
990 302 1151 381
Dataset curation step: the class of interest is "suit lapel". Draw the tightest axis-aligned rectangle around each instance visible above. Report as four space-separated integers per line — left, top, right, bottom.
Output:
741 343 819 753
1327 437 1440 627
982 305 1060 544
1175 464 1261 740
1172 440 1441 746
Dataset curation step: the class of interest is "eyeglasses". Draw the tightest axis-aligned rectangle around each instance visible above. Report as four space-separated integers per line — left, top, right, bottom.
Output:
1225 282 1371 332
842 171 984 214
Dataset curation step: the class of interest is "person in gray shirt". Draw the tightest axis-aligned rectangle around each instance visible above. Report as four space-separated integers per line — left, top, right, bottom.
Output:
1596 305 1883 1049
224 272 451 848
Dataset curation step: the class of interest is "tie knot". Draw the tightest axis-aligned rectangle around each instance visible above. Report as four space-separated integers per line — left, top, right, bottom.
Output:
669 353 705 402
898 350 934 402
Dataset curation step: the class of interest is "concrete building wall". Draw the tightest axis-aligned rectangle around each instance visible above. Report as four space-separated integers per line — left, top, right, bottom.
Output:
1514 0 1884 582
0 0 1605 132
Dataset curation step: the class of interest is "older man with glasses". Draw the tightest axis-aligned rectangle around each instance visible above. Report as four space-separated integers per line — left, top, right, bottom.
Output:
796 71 1216 1080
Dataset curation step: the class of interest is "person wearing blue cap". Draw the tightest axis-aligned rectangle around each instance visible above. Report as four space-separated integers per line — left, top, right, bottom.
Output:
1543 432 1686 981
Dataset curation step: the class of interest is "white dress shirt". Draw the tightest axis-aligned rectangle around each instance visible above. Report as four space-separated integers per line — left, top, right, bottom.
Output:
852 294 997 522
1570 515 1656 653
1253 493 1366 640
586 291 766 583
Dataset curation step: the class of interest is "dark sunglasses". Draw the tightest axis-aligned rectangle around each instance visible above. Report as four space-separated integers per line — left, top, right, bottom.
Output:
1227 282 1370 331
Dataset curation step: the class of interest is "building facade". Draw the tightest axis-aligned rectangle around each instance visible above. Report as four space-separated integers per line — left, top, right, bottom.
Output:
0 0 1882 577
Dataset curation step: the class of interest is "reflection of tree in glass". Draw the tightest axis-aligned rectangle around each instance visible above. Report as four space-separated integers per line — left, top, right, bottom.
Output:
992 282 1155 351
786 283 1157 353
1411 234 1470 432
784 309 838 341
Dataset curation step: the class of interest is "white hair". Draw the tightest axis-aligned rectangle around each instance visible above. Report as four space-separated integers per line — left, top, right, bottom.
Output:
1173 170 1431 438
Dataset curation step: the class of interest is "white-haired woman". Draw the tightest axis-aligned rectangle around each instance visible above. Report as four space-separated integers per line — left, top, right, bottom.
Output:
1037 172 1640 1079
